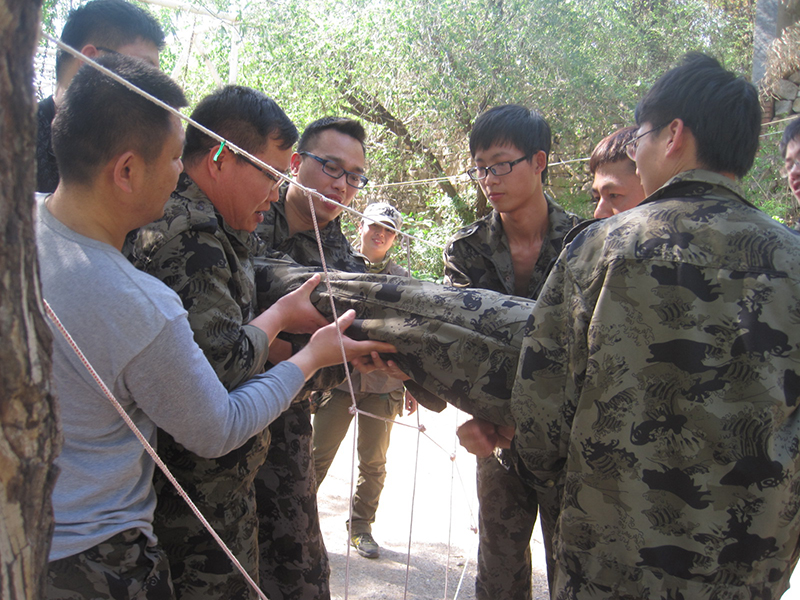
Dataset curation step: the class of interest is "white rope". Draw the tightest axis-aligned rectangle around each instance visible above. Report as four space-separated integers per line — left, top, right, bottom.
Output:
43 300 270 600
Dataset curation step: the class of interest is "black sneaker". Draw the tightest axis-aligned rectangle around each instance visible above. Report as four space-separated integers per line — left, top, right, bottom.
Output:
351 532 380 559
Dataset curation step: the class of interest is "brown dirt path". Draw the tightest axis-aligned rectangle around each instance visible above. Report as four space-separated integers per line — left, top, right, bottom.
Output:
315 404 550 600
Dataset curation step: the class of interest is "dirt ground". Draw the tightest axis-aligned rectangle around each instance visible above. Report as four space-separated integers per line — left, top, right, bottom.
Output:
316 404 800 600
315 404 550 600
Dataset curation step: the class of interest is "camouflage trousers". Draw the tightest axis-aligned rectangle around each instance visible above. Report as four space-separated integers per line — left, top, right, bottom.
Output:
475 455 546 600
152 429 271 600
46 529 174 600
254 402 330 600
313 389 403 535
254 257 534 428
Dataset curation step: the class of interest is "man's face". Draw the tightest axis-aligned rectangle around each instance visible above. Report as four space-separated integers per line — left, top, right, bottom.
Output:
784 137 800 204
144 114 184 224
632 122 671 196
472 144 542 214
216 138 292 232
291 129 366 226
591 160 646 218
359 221 397 261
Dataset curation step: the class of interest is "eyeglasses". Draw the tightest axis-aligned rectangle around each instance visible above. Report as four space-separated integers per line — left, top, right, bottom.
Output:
467 155 530 181
212 141 286 183
298 151 369 189
239 154 283 183
94 46 119 55
781 158 800 177
624 127 662 161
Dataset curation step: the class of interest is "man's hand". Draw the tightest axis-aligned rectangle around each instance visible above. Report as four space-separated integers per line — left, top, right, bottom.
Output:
353 350 411 380
456 418 514 458
289 310 396 380
403 391 418 416
269 273 330 334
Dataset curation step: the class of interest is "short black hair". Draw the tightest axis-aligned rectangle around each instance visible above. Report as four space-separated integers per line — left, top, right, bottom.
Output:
297 117 366 155
635 52 761 178
182 86 298 166
56 0 165 81
469 104 552 183
52 54 186 185
589 127 638 175
780 117 800 159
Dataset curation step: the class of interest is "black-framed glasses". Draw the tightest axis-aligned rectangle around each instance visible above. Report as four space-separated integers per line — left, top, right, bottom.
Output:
238 154 282 183
298 151 369 189
625 127 662 161
94 46 119 55
467 155 530 181
212 141 285 183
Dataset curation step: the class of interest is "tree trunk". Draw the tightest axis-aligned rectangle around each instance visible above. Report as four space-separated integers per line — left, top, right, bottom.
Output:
0 1 61 599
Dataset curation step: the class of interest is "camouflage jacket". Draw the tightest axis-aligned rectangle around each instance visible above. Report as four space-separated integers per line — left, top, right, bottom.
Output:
128 173 269 390
443 194 581 298
255 184 367 272
511 170 800 598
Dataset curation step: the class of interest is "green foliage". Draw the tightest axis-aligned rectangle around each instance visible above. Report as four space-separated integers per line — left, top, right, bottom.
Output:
40 0 783 271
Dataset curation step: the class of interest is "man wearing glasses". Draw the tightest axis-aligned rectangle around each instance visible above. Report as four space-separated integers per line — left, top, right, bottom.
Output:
444 104 581 599
254 117 369 600
37 0 165 193
127 85 324 600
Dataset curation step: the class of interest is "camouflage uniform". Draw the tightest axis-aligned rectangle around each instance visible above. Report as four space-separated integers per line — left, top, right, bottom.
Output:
443 197 581 600
253 185 365 600
256 171 800 597
312 254 408 537
47 529 174 600
128 173 270 600
511 170 800 599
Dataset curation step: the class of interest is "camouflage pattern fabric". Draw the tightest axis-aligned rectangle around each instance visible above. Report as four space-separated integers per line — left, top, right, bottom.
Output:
46 529 174 600
511 170 800 599
127 174 270 600
444 196 581 599
253 257 533 427
255 184 367 272
257 171 800 597
444 194 581 298
253 188 367 599
255 403 330 600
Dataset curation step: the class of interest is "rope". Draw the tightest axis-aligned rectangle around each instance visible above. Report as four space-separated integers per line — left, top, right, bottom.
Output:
43 300 270 600
42 31 444 252
403 409 424 600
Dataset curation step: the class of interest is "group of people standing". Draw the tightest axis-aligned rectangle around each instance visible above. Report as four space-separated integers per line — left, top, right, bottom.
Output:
34 1 800 600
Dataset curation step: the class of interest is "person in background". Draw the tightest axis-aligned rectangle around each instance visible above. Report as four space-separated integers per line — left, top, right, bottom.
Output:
312 202 418 560
445 104 582 599
37 0 165 193
780 117 800 223
254 116 368 599
589 126 646 218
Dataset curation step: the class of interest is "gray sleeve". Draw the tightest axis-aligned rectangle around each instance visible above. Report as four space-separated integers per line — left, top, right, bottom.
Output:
120 315 304 458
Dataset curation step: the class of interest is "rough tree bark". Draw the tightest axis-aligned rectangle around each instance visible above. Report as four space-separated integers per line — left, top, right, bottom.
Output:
0 1 61 598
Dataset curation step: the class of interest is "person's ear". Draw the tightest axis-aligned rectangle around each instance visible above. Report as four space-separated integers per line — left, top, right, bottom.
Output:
664 119 688 157
80 44 102 59
290 152 303 176
207 144 228 181
533 150 547 176
112 151 137 194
